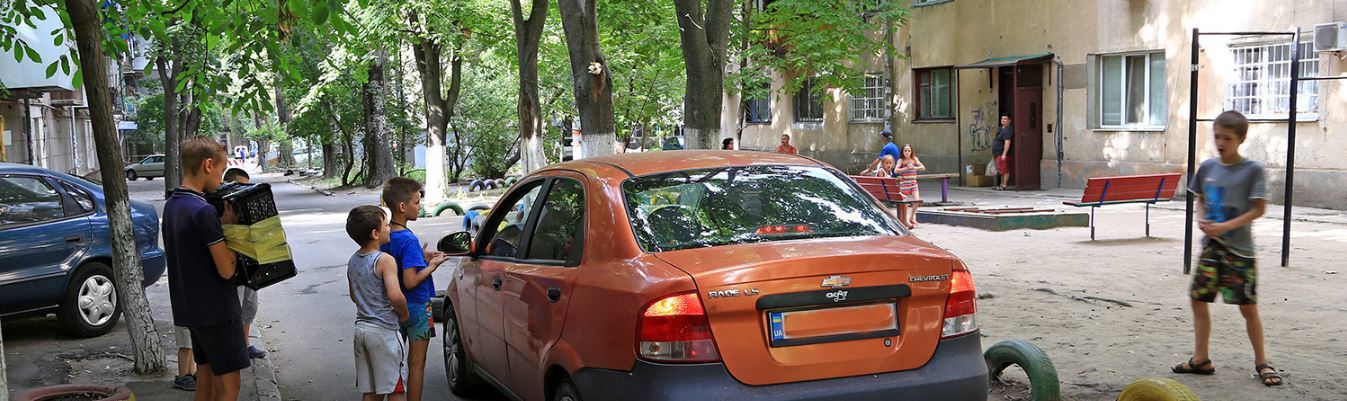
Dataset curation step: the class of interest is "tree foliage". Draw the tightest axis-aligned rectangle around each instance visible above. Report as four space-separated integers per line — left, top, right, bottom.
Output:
731 0 908 99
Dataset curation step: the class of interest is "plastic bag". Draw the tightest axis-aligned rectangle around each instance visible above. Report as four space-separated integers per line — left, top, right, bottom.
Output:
986 159 999 176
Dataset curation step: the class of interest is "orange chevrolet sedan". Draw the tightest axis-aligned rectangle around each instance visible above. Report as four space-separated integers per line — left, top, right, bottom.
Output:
435 150 988 401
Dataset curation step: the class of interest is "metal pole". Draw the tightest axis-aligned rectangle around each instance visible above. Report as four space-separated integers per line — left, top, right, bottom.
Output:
1184 28 1200 275
1055 59 1065 188
1282 31 1301 267
956 70 964 187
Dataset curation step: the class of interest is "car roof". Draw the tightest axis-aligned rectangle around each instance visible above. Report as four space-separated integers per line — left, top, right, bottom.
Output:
548 150 825 178
0 162 58 176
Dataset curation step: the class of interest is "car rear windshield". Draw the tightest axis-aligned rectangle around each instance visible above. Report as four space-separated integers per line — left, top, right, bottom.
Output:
622 165 904 252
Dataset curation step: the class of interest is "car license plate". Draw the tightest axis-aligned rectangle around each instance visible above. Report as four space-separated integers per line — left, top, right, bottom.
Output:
768 302 899 347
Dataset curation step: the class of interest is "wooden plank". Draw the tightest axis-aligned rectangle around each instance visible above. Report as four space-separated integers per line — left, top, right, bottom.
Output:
914 173 959 179
981 209 1055 214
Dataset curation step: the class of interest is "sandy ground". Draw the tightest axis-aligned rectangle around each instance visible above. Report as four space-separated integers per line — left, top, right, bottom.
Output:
915 190 1347 401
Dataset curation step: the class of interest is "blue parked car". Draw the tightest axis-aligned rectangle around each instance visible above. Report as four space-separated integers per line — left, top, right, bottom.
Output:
0 163 166 337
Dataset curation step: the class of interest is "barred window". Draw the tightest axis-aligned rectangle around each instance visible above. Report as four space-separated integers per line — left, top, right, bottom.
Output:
794 77 824 122
1225 40 1319 118
744 83 771 124
915 68 954 120
849 74 889 121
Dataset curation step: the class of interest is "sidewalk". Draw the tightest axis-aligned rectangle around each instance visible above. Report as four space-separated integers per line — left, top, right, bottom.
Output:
123 328 281 401
948 186 1347 226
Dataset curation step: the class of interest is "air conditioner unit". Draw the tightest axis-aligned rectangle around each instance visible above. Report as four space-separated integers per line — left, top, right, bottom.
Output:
1314 22 1347 52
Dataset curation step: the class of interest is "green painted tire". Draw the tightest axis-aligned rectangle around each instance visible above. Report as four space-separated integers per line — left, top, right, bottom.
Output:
985 340 1061 401
504 176 520 185
1116 378 1201 401
434 201 465 217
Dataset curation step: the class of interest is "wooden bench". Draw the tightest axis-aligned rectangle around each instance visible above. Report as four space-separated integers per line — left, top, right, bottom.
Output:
1063 173 1182 240
914 173 959 203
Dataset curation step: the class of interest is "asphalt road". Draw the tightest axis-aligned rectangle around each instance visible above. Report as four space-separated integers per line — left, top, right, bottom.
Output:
3 174 501 400
241 177 504 401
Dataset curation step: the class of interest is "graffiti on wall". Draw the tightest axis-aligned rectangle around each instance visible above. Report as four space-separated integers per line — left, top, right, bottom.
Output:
968 108 993 152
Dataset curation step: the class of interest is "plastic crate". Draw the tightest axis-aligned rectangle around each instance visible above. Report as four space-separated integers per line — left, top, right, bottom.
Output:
207 183 297 290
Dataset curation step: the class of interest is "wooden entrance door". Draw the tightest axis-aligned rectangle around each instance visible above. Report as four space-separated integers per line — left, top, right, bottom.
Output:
1012 64 1044 190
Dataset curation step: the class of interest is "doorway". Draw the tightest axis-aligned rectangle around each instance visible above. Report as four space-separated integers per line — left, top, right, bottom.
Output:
993 64 1044 190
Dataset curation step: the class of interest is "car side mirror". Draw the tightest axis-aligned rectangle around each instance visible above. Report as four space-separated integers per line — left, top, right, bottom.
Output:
438 231 474 256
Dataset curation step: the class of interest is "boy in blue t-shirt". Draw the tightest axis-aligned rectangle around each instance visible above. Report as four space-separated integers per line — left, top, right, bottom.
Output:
1172 110 1282 386
379 177 448 401
164 136 247 401
864 129 901 174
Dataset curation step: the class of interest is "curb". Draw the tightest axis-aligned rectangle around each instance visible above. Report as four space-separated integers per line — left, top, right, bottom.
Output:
246 326 283 401
286 178 335 197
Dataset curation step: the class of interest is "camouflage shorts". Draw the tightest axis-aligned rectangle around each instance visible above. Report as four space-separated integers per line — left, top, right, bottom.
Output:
1190 241 1258 305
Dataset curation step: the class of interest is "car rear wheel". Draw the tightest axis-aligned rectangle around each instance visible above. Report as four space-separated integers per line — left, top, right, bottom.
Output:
125 170 137 181
58 262 122 338
552 378 582 401
443 302 486 396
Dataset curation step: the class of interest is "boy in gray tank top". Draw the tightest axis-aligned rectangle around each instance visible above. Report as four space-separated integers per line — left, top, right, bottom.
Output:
1173 111 1282 386
346 206 411 399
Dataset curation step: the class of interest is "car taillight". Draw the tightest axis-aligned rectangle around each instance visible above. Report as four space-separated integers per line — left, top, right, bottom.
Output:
637 292 721 363
941 263 978 339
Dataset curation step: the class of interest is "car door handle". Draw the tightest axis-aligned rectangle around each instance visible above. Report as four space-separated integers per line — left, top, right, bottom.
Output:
491 276 502 291
546 287 562 303
65 235 83 243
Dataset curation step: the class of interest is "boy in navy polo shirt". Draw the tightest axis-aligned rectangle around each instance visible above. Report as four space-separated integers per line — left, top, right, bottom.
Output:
379 177 448 401
165 136 247 401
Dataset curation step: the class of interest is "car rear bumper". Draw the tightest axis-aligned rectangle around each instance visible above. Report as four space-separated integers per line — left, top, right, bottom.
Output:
571 333 988 401
140 248 166 287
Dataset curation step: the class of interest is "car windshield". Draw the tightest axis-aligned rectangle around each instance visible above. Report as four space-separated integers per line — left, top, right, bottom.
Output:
623 165 904 252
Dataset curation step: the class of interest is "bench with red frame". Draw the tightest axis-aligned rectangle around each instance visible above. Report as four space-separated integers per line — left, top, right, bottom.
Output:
1063 173 1182 240
848 176 922 227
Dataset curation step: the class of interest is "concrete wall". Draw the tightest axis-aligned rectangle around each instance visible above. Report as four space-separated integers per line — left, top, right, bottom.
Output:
723 0 1347 209
0 98 97 174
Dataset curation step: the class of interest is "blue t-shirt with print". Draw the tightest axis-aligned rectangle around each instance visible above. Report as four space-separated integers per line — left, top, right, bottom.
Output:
381 229 433 304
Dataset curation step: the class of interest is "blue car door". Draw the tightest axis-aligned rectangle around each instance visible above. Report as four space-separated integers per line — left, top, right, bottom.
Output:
0 174 92 314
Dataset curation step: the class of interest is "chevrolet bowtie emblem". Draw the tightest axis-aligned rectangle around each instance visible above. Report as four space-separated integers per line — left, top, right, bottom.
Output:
821 275 852 289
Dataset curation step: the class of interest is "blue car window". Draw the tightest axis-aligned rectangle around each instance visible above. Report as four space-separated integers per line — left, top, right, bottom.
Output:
60 181 95 214
0 176 67 226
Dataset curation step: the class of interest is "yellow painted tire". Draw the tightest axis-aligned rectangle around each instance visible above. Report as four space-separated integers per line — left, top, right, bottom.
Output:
1116 378 1201 401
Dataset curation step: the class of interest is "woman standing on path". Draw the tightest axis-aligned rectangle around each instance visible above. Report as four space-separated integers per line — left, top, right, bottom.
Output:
897 144 925 228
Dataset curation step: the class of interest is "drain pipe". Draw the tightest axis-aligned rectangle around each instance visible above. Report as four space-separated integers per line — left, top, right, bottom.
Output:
1054 58 1064 188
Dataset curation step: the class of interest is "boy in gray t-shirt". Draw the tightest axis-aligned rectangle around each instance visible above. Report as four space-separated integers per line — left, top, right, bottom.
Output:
1172 111 1282 386
345 206 411 399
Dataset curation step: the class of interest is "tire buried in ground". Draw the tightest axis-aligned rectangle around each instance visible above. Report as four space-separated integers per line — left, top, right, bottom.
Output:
1116 377 1201 401
434 201 464 216
984 339 1061 401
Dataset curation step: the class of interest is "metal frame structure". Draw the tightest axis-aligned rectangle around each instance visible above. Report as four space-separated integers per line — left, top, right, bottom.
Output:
1184 28 1347 273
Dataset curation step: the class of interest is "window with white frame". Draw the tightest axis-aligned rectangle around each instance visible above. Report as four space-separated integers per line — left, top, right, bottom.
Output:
1225 40 1318 118
1097 51 1167 128
794 77 824 122
849 74 889 121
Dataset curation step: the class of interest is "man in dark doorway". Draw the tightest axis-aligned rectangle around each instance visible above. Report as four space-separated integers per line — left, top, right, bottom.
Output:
993 115 1013 190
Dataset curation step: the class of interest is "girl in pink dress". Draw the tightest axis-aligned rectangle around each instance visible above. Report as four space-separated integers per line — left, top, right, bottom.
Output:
897 144 925 227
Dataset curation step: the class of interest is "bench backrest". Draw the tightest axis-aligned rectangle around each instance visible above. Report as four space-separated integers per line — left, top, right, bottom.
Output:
1080 173 1182 204
848 175 903 203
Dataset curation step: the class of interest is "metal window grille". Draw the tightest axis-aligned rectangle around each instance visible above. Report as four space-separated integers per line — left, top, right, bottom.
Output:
794 77 824 122
1225 40 1319 117
849 74 889 121
744 86 771 124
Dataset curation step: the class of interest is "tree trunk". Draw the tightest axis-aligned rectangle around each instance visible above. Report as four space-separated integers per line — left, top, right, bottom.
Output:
557 0 616 158
674 0 732 149
412 26 449 204
513 0 549 173
449 126 465 182
363 53 397 188
342 132 356 186
155 57 180 199
322 140 338 178
67 0 166 374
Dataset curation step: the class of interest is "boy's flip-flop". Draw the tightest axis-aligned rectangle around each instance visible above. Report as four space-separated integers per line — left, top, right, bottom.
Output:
1172 357 1216 375
1256 363 1284 386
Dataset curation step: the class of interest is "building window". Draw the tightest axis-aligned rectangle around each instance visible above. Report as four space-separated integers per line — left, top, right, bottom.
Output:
744 83 771 124
1225 39 1319 118
849 74 889 121
794 77 824 123
915 68 954 120
1097 51 1166 128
